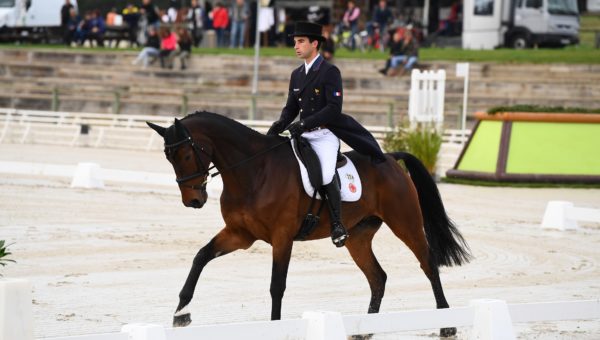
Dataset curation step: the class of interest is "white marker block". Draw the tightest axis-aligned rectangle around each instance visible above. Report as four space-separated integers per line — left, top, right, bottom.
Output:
71 162 104 189
470 299 515 340
302 311 346 340
121 323 166 340
541 201 578 230
0 279 34 340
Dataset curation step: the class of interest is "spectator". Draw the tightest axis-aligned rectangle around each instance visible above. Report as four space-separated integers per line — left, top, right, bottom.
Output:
159 27 178 69
342 0 360 50
167 0 179 23
132 26 160 68
321 28 335 61
381 28 419 76
210 2 229 48
229 0 249 49
60 0 75 45
141 0 160 29
187 0 204 47
123 3 141 47
177 27 193 70
88 10 106 47
106 7 119 26
64 7 80 46
372 0 392 51
76 11 93 46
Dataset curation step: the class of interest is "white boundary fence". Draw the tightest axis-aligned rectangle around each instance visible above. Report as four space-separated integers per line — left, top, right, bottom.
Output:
408 69 446 130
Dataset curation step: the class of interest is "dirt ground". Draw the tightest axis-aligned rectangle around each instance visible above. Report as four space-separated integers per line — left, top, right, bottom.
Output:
1 144 599 339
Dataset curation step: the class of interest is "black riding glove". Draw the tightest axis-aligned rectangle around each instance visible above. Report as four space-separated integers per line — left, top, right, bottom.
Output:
287 120 305 138
267 120 285 136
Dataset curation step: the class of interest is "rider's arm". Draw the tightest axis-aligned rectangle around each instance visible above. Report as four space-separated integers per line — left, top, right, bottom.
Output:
279 70 300 127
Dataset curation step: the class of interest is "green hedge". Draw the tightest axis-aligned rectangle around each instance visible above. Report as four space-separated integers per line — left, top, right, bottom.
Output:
487 105 600 114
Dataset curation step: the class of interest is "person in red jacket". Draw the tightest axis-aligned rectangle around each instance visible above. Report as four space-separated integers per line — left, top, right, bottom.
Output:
210 2 229 47
159 27 178 69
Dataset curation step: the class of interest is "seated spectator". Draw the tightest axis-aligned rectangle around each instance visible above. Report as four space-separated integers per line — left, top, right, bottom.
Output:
176 27 193 70
88 10 106 47
75 11 92 46
379 28 419 76
131 26 160 68
159 27 178 69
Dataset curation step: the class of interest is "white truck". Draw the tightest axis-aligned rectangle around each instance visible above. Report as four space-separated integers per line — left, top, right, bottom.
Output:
463 0 580 49
0 0 77 42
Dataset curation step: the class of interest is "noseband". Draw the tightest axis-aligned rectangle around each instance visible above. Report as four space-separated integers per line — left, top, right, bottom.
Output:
164 131 214 190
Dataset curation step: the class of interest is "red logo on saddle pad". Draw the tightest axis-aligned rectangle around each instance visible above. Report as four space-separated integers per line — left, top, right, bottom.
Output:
348 183 357 193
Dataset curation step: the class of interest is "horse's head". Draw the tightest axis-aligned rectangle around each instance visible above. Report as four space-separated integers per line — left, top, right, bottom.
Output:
147 118 213 209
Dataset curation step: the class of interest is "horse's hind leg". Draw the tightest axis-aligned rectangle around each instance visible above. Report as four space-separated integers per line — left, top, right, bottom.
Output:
174 226 255 327
383 210 456 337
345 217 386 314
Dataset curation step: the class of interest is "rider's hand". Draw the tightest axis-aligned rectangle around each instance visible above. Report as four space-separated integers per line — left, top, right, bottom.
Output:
267 120 285 136
288 120 305 138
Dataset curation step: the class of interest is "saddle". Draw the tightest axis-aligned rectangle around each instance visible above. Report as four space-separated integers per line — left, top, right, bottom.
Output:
291 136 361 241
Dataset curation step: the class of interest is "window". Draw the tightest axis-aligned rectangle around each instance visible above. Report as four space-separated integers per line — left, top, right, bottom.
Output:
474 0 494 15
0 0 16 8
526 0 543 9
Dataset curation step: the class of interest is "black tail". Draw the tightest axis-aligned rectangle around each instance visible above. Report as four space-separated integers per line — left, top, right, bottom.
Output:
391 152 472 267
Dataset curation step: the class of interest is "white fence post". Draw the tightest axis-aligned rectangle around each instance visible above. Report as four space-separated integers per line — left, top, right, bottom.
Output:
0 279 34 340
408 69 446 131
71 162 105 189
121 324 166 340
302 311 346 340
470 299 515 340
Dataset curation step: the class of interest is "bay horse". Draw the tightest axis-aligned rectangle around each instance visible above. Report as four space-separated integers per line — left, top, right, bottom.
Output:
147 111 471 337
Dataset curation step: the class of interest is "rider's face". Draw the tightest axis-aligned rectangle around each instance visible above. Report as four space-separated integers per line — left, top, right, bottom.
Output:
294 36 318 61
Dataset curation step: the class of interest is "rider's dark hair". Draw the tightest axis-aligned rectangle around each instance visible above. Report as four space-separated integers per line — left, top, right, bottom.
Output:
308 37 323 50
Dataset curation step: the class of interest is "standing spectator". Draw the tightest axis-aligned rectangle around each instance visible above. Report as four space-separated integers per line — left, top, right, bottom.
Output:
159 27 178 69
131 26 160 68
123 3 141 47
177 27 193 70
187 0 204 47
321 28 335 61
342 0 360 50
372 0 392 51
210 2 229 47
64 7 80 46
229 0 249 48
167 0 179 23
60 0 75 45
141 0 160 30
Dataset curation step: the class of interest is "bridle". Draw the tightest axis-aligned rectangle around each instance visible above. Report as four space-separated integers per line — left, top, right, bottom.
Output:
165 125 290 190
164 129 215 190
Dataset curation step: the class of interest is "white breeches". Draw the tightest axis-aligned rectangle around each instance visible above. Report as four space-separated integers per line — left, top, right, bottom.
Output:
301 128 340 185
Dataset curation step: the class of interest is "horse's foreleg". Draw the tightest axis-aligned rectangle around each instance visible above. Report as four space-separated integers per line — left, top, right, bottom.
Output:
174 227 255 327
269 239 293 320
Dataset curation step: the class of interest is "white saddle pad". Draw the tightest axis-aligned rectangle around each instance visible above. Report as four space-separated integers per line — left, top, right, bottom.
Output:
291 141 362 202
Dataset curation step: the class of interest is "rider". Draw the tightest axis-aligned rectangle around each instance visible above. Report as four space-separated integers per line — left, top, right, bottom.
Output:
267 21 386 248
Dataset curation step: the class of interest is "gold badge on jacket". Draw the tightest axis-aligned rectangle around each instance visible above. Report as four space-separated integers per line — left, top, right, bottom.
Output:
314 88 320 95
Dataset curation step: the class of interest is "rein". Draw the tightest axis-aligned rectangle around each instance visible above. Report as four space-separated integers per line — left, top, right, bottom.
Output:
165 130 289 188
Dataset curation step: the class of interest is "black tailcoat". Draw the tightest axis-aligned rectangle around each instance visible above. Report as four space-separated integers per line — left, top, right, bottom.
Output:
278 55 386 162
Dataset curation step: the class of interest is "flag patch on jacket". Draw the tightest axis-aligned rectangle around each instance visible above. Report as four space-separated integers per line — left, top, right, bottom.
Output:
333 91 341 97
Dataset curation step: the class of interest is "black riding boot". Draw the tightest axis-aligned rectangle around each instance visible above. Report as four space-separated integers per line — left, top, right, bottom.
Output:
324 181 348 247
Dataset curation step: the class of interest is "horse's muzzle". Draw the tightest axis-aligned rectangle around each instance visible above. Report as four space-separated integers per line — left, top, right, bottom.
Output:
185 197 206 209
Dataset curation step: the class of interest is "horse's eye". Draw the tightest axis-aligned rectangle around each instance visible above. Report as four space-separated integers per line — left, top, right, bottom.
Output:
185 155 191 161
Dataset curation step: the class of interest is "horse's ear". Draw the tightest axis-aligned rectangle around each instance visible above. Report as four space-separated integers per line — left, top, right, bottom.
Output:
174 118 183 131
146 121 166 137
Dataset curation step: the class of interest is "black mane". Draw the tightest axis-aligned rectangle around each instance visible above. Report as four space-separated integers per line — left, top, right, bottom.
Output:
182 110 266 139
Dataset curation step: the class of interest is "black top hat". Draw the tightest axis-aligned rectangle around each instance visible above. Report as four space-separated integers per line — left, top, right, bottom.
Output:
290 21 325 41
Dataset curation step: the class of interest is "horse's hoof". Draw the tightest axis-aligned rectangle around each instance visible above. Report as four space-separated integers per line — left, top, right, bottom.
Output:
440 327 457 337
173 313 192 327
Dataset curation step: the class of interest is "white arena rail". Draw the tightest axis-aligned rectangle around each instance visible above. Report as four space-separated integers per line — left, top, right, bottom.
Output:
32 299 599 340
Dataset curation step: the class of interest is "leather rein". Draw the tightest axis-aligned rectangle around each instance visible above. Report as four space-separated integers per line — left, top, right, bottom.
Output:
164 128 289 189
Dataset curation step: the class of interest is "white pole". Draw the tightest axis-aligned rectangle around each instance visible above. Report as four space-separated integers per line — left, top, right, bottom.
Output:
250 1 261 120
461 63 470 145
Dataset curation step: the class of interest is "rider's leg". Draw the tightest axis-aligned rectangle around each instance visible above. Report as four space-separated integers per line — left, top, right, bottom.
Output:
302 129 348 247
